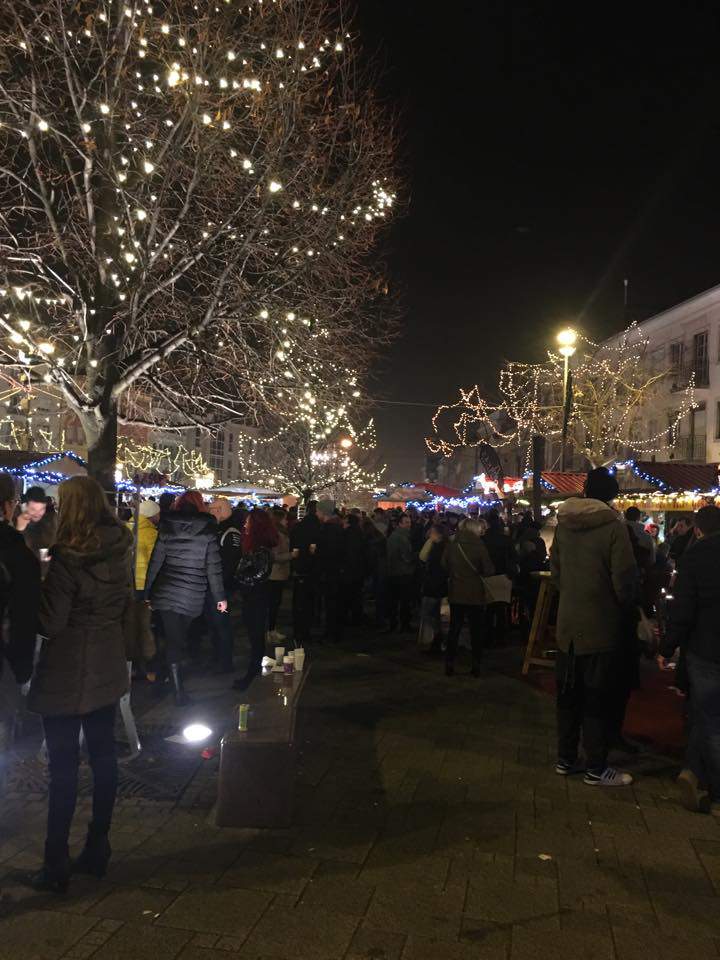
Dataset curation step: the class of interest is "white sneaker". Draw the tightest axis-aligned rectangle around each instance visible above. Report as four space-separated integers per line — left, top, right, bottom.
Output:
584 767 633 787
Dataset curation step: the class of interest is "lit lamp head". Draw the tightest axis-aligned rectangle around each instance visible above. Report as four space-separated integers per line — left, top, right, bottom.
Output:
557 327 577 358
339 437 353 450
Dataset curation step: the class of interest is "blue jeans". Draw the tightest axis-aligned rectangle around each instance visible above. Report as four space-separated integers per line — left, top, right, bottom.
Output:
686 652 720 801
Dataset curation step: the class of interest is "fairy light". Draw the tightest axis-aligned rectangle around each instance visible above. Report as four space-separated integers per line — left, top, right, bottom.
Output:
0 1 397 484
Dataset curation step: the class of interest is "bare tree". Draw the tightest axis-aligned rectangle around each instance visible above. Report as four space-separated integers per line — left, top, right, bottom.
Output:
428 326 696 469
238 386 383 503
0 0 397 490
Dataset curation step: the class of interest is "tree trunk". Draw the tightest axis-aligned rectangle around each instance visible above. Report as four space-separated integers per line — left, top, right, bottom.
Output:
80 403 118 502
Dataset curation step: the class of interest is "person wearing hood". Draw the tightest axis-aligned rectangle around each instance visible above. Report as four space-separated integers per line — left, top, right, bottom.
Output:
145 491 226 705
126 499 159 671
550 467 637 787
28 477 134 892
442 517 495 676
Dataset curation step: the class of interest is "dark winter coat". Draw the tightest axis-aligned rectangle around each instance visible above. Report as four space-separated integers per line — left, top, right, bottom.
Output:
483 527 518 578
442 528 494 605
550 497 637 656
216 516 244 591
28 524 133 717
664 531 720 664
341 526 367 583
145 509 225 618
386 527 416 579
421 540 448 599
290 513 322 576
316 520 344 583
0 521 41 684
22 510 58 558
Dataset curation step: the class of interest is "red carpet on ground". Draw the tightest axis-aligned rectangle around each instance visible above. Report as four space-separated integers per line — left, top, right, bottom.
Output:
525 659 687 756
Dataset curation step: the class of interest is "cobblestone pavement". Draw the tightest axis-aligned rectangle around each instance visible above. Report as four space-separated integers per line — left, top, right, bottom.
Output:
1 631 719 960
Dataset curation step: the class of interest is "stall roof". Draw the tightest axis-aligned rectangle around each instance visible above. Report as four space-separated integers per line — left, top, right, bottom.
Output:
632 461 719 492
541 471 587 495
410 482 462 499
208 483 282 497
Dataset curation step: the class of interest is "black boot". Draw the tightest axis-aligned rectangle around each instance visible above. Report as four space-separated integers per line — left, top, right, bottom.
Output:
72 823 111 879
170 662 191 706
30 842 70 893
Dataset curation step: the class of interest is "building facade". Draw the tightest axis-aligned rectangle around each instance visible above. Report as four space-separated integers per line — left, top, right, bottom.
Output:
603 283 720 465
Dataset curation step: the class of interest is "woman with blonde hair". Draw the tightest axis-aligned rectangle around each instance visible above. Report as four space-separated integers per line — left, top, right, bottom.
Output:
28 476 133 892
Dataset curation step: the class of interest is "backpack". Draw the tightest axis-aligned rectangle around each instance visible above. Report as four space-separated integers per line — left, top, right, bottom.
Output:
233 546 272 588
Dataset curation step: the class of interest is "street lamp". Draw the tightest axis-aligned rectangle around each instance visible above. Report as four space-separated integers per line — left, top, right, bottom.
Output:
556 328 577 471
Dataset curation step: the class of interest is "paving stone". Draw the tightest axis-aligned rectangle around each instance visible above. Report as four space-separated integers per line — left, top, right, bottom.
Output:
364 880 466 940
404 932 508 960
510 925 616 959
241 903 357 959
346 924 406 960
610 911 720 960
465 875 559 928
298 866 374 917
557 858 649 912
88 885 177 921
652 891 720 940
157 886 271 937
91 921 191 960
221 851 318 895
0 910 96 960
290 823 377 864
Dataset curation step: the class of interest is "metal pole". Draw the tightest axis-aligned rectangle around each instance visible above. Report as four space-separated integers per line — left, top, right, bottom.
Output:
560 354 569 472
532 434 545 525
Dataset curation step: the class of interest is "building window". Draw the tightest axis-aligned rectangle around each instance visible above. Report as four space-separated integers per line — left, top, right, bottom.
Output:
208 431 225 472
669 340 684 375
693 330 709 385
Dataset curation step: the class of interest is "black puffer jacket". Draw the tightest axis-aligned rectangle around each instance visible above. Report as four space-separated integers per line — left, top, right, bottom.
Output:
145 509 225 617
0 521 41 684
664 531 720 664
28 523 133 717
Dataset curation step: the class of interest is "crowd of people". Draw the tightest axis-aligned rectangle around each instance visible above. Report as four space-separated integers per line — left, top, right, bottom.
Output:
0 466 718 895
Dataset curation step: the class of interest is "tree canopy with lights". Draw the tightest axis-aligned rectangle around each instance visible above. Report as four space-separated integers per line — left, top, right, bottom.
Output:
0 0 397 489
428 326 696 470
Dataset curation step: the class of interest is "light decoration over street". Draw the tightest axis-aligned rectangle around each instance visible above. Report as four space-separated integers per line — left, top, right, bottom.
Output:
428 325 697 470
0 0 398 486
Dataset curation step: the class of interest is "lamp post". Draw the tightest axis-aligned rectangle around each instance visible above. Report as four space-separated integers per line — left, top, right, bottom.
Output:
556 328 577 472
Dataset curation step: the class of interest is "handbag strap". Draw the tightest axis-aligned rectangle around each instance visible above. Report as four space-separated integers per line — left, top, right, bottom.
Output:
457 542 479 576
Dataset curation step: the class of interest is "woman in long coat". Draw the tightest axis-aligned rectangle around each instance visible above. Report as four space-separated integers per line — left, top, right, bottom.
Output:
28 476 134 892
145 491 226 704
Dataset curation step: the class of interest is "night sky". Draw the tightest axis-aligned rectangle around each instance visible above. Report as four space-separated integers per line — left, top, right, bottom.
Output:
359 1 720 482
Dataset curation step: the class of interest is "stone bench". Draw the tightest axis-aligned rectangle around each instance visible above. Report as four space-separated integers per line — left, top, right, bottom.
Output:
215 666 309 828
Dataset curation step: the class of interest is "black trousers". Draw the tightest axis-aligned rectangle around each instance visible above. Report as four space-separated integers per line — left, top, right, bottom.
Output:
323 579 343 641
556 647 616 774
292 576 315 644
386 575 413 629
241 583 269 677
160 610 194 663
342 580 364 627
43 704 117 862
446 603 485 663
205 593 235 670
267 580 285 632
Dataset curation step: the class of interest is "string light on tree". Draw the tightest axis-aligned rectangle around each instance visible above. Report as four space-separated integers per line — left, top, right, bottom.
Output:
0 0 399 489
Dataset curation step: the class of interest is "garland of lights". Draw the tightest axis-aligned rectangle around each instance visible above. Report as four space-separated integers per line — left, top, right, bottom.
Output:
428 325 696 470
0 0 398 476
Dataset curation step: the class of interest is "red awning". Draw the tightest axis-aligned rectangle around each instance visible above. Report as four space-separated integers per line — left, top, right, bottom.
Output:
541 471 587 495
411 482 462 499
632 461 719 492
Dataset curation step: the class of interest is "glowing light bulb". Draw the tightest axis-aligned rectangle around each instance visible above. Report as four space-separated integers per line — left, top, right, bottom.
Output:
167 69 180 86
268 180 282 193
10 332 23 344
143 160 155 174
99 103 110 115
135 209 147 220
37 119 49 131
202 113 212 125
38 341 55 354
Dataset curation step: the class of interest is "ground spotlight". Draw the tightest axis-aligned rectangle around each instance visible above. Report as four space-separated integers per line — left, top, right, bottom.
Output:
182 723 213 743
